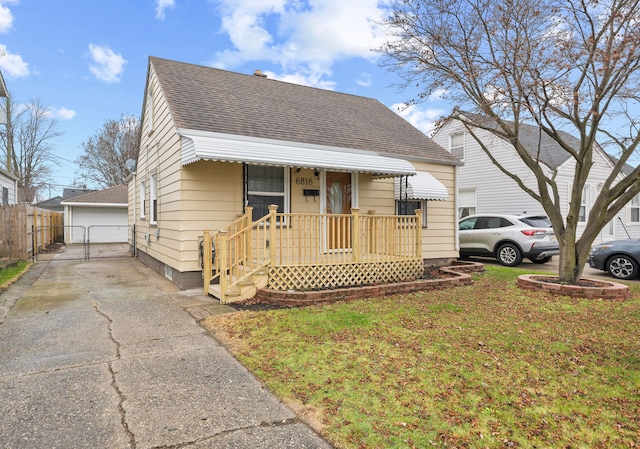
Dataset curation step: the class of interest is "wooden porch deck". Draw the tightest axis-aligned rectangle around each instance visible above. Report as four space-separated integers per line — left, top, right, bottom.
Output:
203 206 424 303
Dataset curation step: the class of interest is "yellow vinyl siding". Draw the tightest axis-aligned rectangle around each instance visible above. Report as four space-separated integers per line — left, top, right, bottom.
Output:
358 174 395 214
290 168 321 214
410 161 458 259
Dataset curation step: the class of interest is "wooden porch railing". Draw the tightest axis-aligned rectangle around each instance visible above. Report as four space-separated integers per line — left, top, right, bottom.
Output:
203 205 423 300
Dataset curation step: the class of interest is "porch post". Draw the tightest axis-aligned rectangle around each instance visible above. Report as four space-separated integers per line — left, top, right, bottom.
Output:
219 230 228 303
415 209 423 258
203 230 211 295
268 204 278 266
351 208 360 262
244 206 254 224
244 206 253 269
368 210 376 255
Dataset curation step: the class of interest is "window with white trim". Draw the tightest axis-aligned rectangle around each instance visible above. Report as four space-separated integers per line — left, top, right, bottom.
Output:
139 180 146 219
246 165 288 221
578 186 589 222
458 189 476 218
630 193 640 223
150 173 157 224
450 132 465 160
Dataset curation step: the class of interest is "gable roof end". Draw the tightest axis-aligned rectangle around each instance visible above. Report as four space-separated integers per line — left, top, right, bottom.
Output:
455 113 581 170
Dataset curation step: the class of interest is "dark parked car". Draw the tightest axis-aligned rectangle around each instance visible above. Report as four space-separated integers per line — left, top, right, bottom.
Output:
588 239 640 280
458 213 559 267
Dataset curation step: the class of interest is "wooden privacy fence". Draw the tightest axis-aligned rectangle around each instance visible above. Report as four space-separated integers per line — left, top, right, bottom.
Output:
203 205 424 299
0 205 63 260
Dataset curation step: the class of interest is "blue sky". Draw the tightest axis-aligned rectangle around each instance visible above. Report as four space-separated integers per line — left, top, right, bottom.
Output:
0 0 447 198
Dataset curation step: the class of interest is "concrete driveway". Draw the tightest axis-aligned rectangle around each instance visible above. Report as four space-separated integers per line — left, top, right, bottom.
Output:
0 259 332 449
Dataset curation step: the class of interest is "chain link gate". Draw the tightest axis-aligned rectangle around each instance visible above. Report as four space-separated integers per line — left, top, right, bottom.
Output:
34 225 136 261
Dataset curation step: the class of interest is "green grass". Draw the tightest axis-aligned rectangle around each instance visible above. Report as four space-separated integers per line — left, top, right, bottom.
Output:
204 267 640 448
0 261 31 289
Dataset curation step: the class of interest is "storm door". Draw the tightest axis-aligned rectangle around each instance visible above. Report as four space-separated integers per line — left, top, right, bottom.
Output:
325 171 352 250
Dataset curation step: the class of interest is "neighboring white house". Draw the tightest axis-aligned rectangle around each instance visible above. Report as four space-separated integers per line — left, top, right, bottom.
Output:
432 115 640 243
61 185 129 243
0 167 18 205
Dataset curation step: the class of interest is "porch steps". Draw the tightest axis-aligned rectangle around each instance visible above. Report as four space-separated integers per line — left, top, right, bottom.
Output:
207 268 269 303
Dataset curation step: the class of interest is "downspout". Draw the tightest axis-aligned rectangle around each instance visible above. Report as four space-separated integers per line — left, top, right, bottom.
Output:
455 165 460 251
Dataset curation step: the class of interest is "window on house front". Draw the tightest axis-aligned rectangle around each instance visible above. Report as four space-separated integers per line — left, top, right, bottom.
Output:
458 189 477 218
150 173 157 224
630 194 640 223
450 133 465 160
2 187 8 205
579 186 589 222
139 180 146 219
246 165 288 221
396 200 427 226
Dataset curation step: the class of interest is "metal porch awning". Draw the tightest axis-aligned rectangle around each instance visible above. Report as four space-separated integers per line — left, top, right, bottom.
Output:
179 129 416 177
394 171 449 201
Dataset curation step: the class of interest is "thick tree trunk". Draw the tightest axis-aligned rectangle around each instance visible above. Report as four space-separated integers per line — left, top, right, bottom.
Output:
556 222 592 284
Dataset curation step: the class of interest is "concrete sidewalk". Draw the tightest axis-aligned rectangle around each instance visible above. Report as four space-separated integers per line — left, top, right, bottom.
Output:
0 259 333 449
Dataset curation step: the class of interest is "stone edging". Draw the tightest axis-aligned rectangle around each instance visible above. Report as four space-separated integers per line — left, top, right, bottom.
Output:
517 274 630 300
253 261 485 306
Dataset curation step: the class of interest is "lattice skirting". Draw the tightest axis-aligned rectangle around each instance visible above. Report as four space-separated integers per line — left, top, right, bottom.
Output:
268 259 424 291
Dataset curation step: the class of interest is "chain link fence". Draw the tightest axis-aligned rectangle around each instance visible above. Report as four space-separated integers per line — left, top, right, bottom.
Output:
34 225 135 261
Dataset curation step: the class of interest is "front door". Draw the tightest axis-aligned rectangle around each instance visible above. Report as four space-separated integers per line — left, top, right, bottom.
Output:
325 172 352 250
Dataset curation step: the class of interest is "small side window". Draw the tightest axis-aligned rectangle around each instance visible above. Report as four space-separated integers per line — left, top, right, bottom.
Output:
450 133 465 160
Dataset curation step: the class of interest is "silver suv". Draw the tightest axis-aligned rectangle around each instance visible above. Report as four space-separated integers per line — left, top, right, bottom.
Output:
458 213 559 266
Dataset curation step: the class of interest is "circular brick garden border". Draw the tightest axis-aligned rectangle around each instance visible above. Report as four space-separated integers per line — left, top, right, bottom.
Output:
517 274 630 300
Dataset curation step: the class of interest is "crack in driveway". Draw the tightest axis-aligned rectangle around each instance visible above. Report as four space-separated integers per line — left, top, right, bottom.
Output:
93 301 136 448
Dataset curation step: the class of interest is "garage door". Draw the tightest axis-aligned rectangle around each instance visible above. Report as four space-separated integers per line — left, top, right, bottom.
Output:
72 207 128 243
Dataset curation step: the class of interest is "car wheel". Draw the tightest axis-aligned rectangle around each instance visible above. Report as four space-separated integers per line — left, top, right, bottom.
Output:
530 257 551 264
497 243 523 267
605 255 639 280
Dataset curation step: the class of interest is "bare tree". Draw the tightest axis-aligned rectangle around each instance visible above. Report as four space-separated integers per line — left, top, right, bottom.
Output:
75 115 140 188
379 0 640 283
0 97 62 202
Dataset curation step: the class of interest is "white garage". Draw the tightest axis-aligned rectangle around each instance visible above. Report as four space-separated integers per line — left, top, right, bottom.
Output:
61 185 128 243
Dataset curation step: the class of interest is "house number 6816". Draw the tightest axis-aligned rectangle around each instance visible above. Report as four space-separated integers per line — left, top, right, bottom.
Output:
295 178 314 185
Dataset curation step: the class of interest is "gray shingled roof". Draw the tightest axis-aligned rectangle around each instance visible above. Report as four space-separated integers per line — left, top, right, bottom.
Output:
149 57 460 165
458 113 581 169
62 185 128 205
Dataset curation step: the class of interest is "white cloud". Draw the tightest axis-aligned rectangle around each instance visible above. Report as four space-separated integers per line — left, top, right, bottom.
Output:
47 107 76 120
211 0 389 87
0 44 29 78
155 0 175 20
265 65 336 90
88 44 126 83
356 73 373 87
391 103 445 136
0 0 17 33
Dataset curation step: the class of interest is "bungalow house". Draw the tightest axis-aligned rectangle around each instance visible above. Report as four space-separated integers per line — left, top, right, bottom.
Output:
432 114 640 243
129 57 462 301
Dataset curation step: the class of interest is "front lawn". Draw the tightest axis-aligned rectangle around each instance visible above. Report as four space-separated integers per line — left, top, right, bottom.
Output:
203 267 640 448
